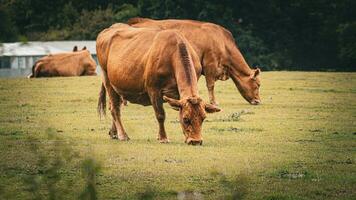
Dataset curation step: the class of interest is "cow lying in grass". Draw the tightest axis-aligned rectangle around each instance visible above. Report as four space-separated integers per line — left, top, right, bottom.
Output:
97 23 221 145
128 18 261 105
28 46 97 78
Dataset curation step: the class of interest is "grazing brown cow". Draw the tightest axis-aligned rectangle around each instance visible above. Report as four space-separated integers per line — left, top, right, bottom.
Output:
128 17 261 105
28 46 97 78
96 23 221 145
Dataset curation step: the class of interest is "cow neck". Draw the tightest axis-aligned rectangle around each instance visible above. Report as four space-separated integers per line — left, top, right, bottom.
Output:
228 45 253 86
174 43 199 99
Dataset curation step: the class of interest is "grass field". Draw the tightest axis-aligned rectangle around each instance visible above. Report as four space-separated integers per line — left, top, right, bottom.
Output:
0 72 355 200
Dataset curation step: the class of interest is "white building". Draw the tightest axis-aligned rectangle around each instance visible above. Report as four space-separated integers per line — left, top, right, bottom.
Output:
0 41 98 70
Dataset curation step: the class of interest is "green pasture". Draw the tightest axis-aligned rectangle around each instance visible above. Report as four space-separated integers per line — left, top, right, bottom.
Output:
0 72 355 199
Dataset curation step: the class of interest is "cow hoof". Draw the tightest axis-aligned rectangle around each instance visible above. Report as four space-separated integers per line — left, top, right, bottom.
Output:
158 138 170 143
111 134 118 139
109 130 118 139
118 135 130 141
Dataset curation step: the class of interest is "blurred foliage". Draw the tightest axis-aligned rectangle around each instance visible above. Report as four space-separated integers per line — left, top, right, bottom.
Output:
22 128 101 200
79 158 101 200
0 0 355 71
210 171 250 200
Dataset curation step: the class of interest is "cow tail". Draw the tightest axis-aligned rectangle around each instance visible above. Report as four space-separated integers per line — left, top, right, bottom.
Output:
98 83 107 118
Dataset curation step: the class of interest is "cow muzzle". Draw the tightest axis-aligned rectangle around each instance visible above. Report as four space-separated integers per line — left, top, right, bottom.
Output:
186 138 203 146
250 99 261 105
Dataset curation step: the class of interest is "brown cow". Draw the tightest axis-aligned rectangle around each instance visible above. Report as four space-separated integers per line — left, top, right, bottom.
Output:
128 18 261 105
96 23 221 145
28 46 97 78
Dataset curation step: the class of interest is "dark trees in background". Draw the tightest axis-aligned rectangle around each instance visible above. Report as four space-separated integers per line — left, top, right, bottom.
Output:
0 0 355 71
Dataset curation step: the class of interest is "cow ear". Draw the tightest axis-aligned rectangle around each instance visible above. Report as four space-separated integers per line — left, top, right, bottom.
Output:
163 96 181 110
253 68 261 79
205 103 221 113
73 46 78 52
82 46 87 50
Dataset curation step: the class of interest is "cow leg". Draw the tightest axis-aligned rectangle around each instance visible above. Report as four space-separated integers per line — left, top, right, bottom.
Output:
203 55 219 106
102 74 130 141
206 76 218 106
107 95 128 138
149 92 169 143
108 121 118 139
108 89 129 141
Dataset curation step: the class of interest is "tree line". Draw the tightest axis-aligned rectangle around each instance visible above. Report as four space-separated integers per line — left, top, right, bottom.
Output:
1 0 355 71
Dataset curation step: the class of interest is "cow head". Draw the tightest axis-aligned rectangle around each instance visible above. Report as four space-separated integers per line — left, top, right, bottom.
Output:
234 68 261 105
163 95 221 145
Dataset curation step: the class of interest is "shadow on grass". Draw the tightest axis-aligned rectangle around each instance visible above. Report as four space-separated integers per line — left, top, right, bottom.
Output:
134 171 252 200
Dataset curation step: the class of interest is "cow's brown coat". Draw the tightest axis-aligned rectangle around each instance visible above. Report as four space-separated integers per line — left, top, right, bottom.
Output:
96 23 220 144
28 47 97 78
128 18 261 105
